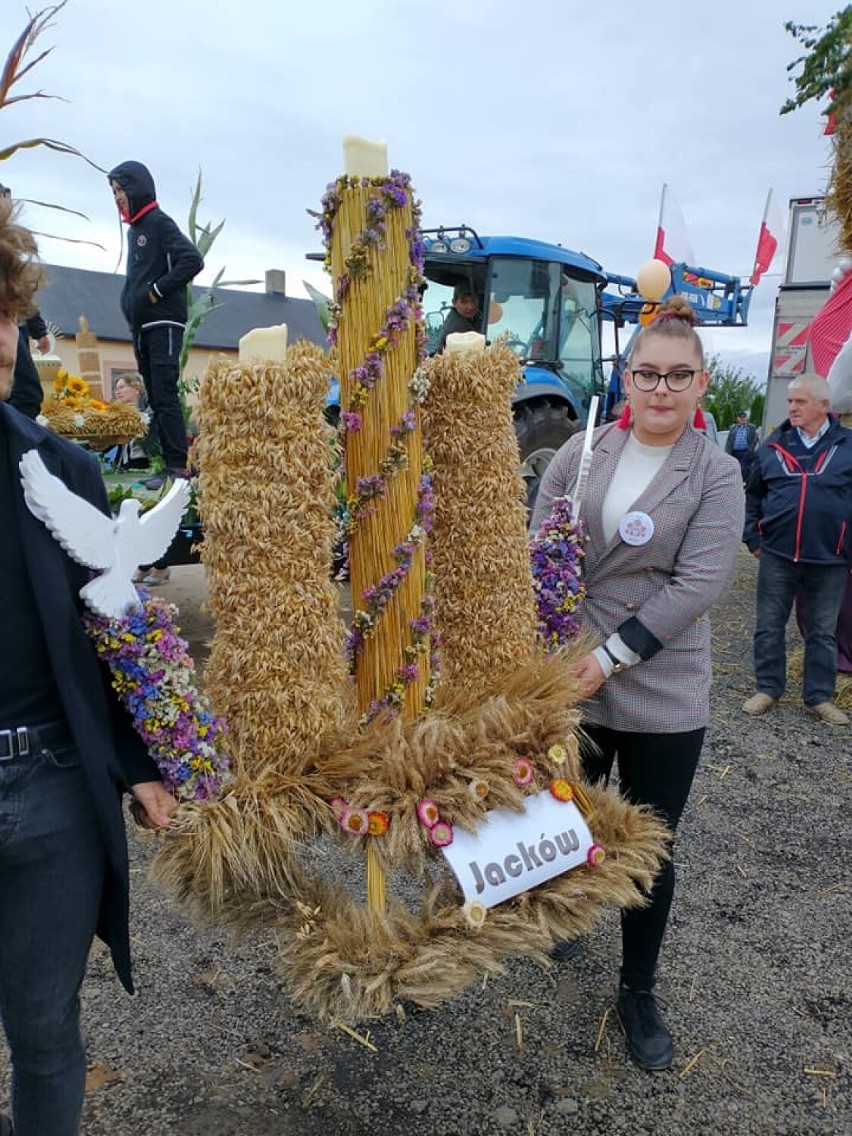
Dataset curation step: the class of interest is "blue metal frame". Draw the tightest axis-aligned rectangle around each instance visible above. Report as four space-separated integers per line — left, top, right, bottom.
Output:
326 227 754 428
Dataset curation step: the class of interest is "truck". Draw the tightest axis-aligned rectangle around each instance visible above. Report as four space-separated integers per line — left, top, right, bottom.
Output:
416 226 753 495
763 196 842 432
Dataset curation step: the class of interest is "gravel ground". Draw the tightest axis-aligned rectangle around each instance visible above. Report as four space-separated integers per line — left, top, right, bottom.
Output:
2 552 850 1136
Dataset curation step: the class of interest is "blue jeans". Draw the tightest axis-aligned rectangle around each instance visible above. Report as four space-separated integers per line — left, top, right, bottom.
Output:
0 743 106 1136
754 551 849 705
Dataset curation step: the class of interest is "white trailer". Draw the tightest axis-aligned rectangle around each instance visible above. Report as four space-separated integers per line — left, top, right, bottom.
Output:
763 197 842 431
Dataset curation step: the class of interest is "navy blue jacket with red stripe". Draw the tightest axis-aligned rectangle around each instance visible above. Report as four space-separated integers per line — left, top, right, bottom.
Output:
744 417 852 564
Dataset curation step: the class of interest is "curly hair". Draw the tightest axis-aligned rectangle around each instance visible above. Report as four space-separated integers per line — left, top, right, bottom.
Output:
0 197 44 320
629 295 705 367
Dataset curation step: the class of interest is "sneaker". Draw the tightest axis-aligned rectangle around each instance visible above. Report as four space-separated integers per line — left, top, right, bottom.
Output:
616 985 673 1071
807 701 851 726
742 692 777 716
142 474 167 490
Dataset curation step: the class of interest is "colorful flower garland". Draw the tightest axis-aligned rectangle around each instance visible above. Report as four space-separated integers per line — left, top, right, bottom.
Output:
529 495 586 648
318 171 438 720
86 594 229 802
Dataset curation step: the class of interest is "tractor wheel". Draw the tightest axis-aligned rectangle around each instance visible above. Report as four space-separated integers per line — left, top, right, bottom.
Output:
514 402 579 517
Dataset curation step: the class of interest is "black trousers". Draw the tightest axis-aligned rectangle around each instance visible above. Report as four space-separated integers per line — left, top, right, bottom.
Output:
581 724 705 990
135 324 187 471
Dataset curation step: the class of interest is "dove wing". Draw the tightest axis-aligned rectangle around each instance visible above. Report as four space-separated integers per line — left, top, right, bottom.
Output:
19 449 116 570
136 479 192 565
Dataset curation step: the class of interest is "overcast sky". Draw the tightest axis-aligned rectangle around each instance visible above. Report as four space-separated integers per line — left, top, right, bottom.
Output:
1 0 843 381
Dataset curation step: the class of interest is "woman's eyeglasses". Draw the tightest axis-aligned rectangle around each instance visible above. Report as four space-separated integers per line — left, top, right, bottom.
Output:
629 368 699 392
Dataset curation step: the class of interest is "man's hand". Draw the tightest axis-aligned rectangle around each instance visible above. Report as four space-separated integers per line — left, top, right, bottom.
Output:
130 780 177 829
574 653 607 700
35 335 50 354
147 289 158 304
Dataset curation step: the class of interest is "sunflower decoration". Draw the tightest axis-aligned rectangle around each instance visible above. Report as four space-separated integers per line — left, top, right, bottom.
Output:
40 370 147 441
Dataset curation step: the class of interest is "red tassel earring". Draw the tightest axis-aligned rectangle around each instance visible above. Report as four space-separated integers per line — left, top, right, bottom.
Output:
617 403 632 430
693 406 707 430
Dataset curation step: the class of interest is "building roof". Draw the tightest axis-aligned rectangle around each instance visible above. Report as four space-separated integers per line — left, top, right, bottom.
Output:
38 264 326 349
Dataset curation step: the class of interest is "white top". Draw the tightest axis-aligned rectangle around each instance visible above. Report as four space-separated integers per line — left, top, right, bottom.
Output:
600 431 673 543
592 430 673 678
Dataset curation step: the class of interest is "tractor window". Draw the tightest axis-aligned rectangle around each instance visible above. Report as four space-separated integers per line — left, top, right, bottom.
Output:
487 258 560 360
558 275 598 391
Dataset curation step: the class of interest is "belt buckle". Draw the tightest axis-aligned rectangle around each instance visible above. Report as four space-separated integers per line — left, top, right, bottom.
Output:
0 728 30 761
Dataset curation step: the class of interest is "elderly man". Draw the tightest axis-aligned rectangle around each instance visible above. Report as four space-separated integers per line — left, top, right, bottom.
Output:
743 373 852 725
0 198 176 1135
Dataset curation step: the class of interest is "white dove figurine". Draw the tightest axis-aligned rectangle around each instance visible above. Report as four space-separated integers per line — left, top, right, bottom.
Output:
19 449 192 620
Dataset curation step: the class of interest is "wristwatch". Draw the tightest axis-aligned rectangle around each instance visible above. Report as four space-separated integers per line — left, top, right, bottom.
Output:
602 644 627 674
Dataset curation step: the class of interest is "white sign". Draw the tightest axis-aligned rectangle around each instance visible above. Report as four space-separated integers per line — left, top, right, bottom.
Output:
442 790 594 908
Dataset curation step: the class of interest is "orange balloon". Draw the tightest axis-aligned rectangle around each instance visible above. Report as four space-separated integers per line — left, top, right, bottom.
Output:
487 300 504 324
636 258 671 302
639 303 657 326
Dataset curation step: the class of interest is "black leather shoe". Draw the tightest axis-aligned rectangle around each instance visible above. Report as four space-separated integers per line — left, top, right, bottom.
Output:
549 938 583 963
616 985 673 1070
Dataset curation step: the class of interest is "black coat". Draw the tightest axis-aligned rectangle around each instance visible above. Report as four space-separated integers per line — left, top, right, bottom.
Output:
108 161 204 334
2 402 161 991
9 325 43 420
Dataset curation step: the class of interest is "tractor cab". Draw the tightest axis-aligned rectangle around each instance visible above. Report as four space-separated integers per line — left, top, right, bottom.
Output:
423 227 607 485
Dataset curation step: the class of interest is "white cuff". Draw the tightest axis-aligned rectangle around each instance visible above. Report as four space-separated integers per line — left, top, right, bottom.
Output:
592 646 615 679
605 633 641 668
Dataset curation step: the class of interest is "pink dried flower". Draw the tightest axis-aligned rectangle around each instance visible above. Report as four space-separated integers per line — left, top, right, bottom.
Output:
429 821 454 848
416 798 441 828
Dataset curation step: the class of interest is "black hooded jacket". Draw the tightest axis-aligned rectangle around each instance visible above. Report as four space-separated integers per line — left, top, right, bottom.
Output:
108 161 204 334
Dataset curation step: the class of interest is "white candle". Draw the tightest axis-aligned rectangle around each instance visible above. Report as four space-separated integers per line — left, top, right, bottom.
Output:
238 324 288 364
445 331 486 355
343 135 389 178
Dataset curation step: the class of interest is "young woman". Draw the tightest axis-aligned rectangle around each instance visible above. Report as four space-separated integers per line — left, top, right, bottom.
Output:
531 298 744 1071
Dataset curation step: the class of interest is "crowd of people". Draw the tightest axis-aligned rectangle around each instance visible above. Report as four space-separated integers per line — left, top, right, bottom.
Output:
0 181 849 1132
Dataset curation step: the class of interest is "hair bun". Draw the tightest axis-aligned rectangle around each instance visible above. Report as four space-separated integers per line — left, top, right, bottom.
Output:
653 295 697 326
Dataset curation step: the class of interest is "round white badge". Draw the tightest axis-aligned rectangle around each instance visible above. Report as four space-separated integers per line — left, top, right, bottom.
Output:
619 511 654 546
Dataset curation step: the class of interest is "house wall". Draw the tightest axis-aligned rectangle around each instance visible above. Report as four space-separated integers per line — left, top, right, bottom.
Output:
33 336 234 403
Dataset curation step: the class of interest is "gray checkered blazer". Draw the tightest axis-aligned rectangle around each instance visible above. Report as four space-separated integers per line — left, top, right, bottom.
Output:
531 422 744 732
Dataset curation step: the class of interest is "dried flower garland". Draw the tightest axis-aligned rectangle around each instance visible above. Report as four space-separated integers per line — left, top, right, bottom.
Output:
530 494 586 648
86 594 229 801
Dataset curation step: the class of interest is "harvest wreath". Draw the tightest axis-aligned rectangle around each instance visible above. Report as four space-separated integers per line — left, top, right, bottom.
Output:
153 154 669 1023
38 370 147 441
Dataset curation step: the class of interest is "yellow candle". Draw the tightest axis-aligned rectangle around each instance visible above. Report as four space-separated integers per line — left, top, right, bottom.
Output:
238 324 288 364
445 331 486 355
343 135 389 178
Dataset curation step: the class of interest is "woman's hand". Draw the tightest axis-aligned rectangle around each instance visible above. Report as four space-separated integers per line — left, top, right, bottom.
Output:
130 781 178 829
574 653 607 700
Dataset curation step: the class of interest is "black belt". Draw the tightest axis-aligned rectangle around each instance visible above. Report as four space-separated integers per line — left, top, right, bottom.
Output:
0 721 73 761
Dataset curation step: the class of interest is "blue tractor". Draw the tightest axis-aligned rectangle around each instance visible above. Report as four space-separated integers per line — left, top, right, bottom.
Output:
326 225 754 498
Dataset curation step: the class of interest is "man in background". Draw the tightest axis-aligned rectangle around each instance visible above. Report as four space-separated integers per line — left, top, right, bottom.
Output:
434 282 480 353
742 374 852 726
725 409 758 482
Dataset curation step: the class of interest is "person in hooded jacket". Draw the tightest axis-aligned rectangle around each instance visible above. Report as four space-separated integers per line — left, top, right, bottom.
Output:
107 161 203 489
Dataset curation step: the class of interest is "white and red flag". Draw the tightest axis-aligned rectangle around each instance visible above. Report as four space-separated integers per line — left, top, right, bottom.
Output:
750 189 786 286
653 184 696 266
